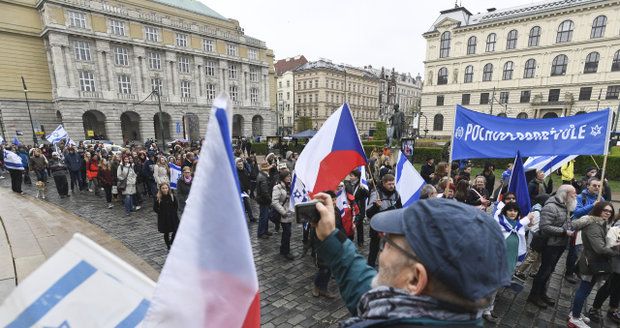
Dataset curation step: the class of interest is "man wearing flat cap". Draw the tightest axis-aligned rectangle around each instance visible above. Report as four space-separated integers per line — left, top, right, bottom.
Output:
312 194 510 327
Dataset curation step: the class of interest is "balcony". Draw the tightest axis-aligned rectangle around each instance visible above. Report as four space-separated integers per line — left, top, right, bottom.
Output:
180 97 196 103
117 93 137 101
79 91 102 99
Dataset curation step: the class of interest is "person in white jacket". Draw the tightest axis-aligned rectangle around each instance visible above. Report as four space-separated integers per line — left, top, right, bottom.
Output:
153 155 170 188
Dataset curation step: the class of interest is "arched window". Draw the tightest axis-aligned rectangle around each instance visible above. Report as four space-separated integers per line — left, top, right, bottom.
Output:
437 67 448 85
467 36 477 55
591 15 607 39
613 50 620 72
524 59 536 78
506 30 518 49
503 61 514 80
556 20 574 43
528 26 541 47
497 113 507 118
517 112 528 119
575 111 587 115
483 63 493 81
486 33 497 52
584 52 600 74
440 31 451 58
433 114 444 131
464 65 474 83
551 55 568 76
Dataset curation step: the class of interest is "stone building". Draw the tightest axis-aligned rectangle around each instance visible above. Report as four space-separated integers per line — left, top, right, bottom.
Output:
422 0 620 138
275 55 308 135
0 0 275 145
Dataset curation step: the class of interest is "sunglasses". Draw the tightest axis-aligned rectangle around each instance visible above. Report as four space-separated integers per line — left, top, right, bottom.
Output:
379 235 421 263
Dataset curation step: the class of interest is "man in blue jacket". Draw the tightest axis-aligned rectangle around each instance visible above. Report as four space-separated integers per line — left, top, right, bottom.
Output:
312 194 510 327
63 146 82 192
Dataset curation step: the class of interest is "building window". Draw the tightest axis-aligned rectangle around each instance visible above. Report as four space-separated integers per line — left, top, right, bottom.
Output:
548 89 561 102
461 94 470 105
436 95 444 106
228 64 238 79
584 52 600 74
464 65 473 83
606 85 620 100
502 61 514 80
439 31 450 58
145 26 159 42
114 47 129 66
591 15 607 39
613 50 620 72
437 67 448 85
205 84 215 100
227 44 238 56
499 91 509 104
229 85 238 101
110 19 125 36
517 112 528 119
117 75 131 94
203 39 214 52
250 87 259 105
178 56 190 73
480 93 490 104
205 60 217 76
579 87 592 101
520 91 531 103
482 63 493 81
68 11 86 28
74 41 91 61
551 54 568 76
506 30 518 49
78 71 95 92
528 26 541 47
176 33 188 47
151 78 162 94
249 67 259 82
147 51 161 70
180 80 191 98
248 48 258 60
467 36 476 55
433 114 444 131
485 33 496 52
524 59 536 78
556 20 574 43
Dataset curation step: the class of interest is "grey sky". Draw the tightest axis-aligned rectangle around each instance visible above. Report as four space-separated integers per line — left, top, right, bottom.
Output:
204 0 538 78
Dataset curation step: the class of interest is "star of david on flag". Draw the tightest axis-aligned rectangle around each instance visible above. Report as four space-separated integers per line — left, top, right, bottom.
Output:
290 173 309 210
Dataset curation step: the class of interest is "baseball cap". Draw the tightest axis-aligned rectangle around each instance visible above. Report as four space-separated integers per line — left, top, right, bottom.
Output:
370 198 510 301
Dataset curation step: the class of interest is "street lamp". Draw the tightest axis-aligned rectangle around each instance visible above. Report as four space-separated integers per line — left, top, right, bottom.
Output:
152 89 166 154
21 77 38 146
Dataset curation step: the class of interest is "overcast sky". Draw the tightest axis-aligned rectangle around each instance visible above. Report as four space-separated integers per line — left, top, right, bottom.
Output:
203 0 540 79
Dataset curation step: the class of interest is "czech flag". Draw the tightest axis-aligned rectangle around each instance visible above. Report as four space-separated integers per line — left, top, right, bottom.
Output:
143 96 259 327
295 103 367 196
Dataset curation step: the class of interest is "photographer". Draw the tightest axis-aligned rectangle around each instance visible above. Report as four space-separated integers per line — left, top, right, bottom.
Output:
312 194 510 327
366 174 401 267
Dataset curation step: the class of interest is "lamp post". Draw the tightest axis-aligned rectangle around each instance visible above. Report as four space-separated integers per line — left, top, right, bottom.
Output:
21 77 38 146
153 89 166 154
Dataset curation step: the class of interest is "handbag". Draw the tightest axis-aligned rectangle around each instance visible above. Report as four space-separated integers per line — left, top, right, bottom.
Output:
584 255 612 275
117 179 127 192
112 185 118 195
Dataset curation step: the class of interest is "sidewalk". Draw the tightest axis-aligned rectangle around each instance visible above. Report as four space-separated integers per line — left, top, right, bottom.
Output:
0 187 159 302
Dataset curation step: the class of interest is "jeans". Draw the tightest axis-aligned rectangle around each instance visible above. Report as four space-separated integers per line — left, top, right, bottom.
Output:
79 170 87 190
123 194 134 214
566 243 582 276
103 185 112 203
23 170 31 185
69 170 81 191
9 169 22 193
314 266 331 291
53 175 69 196
571 277 598 318
257 204 270 237
280 222 292 255
35 169 47 182
593 272 620 309
530 245 565 297
367 226 380 267
243 197 255 221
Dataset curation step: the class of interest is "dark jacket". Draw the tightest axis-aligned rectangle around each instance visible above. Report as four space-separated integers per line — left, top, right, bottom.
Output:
176 176 192 214
30 155 47 171
420 163 434 184
345 180 369 220
98 168 114 187
528 178 553 202
482 171 495 196
17 151 29 170
49 158 67 177
154 194 180 233
237 168 251 192
466 187 489 207
540 195 592 247
578 215 617 276
366 185 402 219
64 151 81 172
255 171 272 206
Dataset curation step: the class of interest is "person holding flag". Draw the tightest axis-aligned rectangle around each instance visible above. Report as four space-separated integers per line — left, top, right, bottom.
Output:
3 147 24 194
344 169 369 248
366 174 402 268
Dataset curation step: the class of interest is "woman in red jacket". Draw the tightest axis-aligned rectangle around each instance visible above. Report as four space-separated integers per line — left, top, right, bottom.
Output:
97 158 114 208
86 154 100 196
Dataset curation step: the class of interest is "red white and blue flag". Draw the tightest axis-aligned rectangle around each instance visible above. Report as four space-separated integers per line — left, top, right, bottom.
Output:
143 96 260 327
292 103 367 205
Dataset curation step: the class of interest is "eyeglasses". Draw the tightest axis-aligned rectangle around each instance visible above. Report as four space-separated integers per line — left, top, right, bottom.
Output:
602 209 613 214
379 235 421 263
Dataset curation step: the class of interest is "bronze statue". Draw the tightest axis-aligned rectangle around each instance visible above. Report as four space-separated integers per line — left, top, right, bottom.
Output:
389 104 405 143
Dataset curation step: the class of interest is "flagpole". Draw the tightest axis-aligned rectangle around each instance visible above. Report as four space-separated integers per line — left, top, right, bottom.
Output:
589 155 600 170
597 109 613 201
444 106 458 195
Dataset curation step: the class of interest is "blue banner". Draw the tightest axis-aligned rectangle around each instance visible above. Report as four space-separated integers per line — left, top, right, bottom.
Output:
451 105 611 160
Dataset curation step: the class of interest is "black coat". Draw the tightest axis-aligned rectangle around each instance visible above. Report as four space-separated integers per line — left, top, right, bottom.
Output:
154 194 180 233
420 163 435 184
176 177 192 214
255 172 272 206
237 168 251 192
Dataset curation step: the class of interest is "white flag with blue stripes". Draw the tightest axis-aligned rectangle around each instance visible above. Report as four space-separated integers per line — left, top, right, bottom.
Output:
0 234 155 327
3 149 24 171
46 125 68 144
523 155 578 178
290 173 310 210
359 166 369 190
169 163 181 190
395 151 425 207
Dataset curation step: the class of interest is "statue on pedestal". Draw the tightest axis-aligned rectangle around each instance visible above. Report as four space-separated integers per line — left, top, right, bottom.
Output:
389 104 405 145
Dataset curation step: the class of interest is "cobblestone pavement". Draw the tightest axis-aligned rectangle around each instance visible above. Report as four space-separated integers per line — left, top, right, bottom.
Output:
1 173 618 327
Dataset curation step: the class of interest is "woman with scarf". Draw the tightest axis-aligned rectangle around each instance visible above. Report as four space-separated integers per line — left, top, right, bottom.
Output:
117 155 141 216
154 182 180 250
176 166 192 216
153 155 170 189
272 171 295 260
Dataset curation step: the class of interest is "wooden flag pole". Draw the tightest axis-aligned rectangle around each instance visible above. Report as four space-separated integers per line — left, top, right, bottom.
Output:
590 155 600 170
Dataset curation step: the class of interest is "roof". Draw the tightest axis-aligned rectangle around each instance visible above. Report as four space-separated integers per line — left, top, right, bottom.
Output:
294 59 345 73
274 56 308 76
151 0 227 20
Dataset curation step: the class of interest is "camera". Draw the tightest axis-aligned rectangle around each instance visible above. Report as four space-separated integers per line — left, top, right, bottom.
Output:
295 200 321 224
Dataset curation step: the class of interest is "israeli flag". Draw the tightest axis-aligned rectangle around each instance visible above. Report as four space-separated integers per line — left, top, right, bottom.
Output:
46 125 68 144
169 163 181 190
359 166 369 190
67 137 77 146
523 155 577 178
290 173 310 210
3 149 24 171
395 151 425 207
12 136 21 146
336 188 349 218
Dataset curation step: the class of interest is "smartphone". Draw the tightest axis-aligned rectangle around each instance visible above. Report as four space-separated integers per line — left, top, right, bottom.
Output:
295 200 321 224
